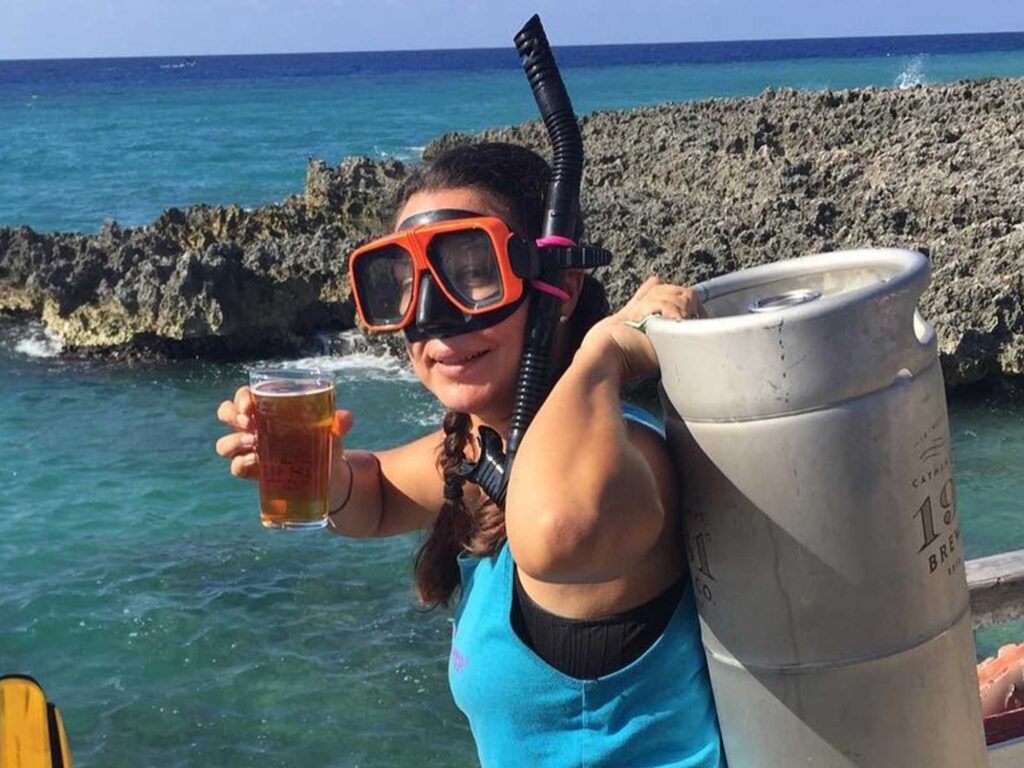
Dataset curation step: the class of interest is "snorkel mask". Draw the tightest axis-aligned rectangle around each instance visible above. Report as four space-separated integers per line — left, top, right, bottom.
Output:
348 14 612 507
349 208 609 342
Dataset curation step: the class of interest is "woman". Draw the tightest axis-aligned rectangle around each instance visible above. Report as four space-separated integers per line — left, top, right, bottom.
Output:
216 142 724 767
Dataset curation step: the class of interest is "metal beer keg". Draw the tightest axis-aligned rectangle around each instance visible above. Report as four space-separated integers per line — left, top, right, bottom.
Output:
645 249 987 767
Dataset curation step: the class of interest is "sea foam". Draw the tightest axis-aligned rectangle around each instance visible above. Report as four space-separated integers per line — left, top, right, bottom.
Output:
11 323 64 358
256 330 415 382
285 352 416 381
896 55 928 89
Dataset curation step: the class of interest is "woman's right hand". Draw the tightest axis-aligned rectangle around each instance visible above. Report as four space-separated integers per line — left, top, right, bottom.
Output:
580 275 706 382
216 385 259 480
215 387 356 481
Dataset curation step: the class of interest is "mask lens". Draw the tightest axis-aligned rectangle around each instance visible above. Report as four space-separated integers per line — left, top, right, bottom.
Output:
429 229 503 309
352 244 414 326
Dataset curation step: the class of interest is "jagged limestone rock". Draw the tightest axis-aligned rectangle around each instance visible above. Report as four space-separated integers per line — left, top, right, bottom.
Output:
2 78 1024 387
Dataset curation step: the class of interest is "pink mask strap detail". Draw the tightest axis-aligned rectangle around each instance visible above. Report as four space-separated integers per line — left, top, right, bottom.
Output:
530 236 575 301
528 279 571 302
536 235 577 248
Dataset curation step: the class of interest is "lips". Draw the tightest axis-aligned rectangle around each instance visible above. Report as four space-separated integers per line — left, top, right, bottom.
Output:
430 349 489 366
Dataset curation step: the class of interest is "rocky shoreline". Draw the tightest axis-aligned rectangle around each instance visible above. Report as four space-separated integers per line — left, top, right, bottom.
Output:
2 77 1023 389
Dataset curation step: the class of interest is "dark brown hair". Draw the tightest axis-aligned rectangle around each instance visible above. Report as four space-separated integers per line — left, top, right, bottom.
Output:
399 142 610 607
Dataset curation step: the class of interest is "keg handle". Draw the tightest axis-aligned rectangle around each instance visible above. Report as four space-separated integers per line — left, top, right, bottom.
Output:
913 308 936 347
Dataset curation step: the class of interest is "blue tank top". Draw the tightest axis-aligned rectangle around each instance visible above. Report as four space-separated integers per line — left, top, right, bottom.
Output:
448 541 725 767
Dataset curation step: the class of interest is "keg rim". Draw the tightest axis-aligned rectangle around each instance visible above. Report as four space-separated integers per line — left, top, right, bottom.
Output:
645 248 929 335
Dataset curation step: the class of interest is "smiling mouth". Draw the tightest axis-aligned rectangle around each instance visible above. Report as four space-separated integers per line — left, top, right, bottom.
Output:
431 349 489 366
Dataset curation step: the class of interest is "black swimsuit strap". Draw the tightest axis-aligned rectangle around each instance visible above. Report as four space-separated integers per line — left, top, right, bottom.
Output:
510 568 687 680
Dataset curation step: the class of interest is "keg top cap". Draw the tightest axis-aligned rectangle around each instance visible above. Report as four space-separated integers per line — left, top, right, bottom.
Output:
690 249 929 327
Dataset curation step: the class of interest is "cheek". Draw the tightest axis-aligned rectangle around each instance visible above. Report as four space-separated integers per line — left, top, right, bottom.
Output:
481 315 528 382
406 342 429 378
495 304 530 344
498 335 524 369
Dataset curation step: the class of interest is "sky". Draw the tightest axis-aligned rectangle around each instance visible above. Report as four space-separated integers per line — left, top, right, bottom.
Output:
3 0 1024 60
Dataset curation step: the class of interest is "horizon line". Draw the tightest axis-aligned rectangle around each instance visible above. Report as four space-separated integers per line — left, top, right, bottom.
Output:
3 28 1023 64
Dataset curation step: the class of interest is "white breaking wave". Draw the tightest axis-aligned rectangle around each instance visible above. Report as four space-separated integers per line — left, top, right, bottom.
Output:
382 146 427 162
159 60 197 71
294 352 416 380
251 330 414 380
403 146 427 161
258 352 416 382
896 55 927 89
12 324 64 358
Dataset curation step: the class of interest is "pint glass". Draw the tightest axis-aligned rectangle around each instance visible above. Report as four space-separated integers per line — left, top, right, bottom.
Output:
248 368 335 530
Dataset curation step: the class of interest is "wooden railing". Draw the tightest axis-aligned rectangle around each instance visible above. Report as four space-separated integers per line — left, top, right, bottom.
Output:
968 549 1024 629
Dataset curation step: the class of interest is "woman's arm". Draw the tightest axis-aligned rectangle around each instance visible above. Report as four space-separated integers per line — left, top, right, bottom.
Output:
505 277 700 583
327 432 448 538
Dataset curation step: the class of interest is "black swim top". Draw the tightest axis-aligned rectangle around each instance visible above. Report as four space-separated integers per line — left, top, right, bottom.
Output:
510 567 687 680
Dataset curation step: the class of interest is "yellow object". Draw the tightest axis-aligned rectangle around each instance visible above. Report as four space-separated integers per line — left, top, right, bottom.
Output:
0 676 73 768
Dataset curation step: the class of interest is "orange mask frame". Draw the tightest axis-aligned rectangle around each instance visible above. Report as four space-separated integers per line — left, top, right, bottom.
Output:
348 216 534 333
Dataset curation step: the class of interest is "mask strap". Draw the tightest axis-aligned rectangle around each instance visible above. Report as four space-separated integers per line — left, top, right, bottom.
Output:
528 279 570 301
530 235 576 301
536 235 576 248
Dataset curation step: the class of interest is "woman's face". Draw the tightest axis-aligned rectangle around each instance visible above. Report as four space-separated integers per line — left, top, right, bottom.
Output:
396 187 530 424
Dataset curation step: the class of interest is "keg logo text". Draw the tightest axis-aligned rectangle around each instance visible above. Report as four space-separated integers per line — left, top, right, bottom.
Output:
687 531 716 603
910 456 951 489
913 477 963 576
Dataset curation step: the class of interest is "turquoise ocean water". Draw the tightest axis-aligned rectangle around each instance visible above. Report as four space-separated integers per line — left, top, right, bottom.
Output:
2 34 1024 766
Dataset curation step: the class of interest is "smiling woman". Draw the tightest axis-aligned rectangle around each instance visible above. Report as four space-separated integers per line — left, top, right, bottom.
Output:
215 139 723 767
213 14 723 765
8 0 1024 762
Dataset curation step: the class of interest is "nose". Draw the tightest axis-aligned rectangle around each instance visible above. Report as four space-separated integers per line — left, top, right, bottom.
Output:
414 272 464 332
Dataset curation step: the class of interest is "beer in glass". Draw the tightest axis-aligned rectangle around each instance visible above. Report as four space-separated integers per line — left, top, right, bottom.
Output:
248 368 335 530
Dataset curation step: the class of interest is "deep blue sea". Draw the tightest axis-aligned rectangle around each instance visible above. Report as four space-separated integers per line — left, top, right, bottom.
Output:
5 32 1024 233
2 33 1024 766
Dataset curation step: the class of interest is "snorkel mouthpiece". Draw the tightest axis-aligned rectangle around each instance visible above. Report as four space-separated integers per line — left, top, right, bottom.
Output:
459 14 601 507
464 427 508 507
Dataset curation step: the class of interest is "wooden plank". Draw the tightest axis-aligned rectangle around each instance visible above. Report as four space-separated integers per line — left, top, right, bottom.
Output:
968 549 1024 630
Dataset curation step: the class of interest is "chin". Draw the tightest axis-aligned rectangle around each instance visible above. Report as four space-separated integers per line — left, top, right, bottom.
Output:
434 382 504 417
408 332 523 420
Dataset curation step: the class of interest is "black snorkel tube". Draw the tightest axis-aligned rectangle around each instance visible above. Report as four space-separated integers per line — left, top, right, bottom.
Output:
459 14 607 507
517 14 583 241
